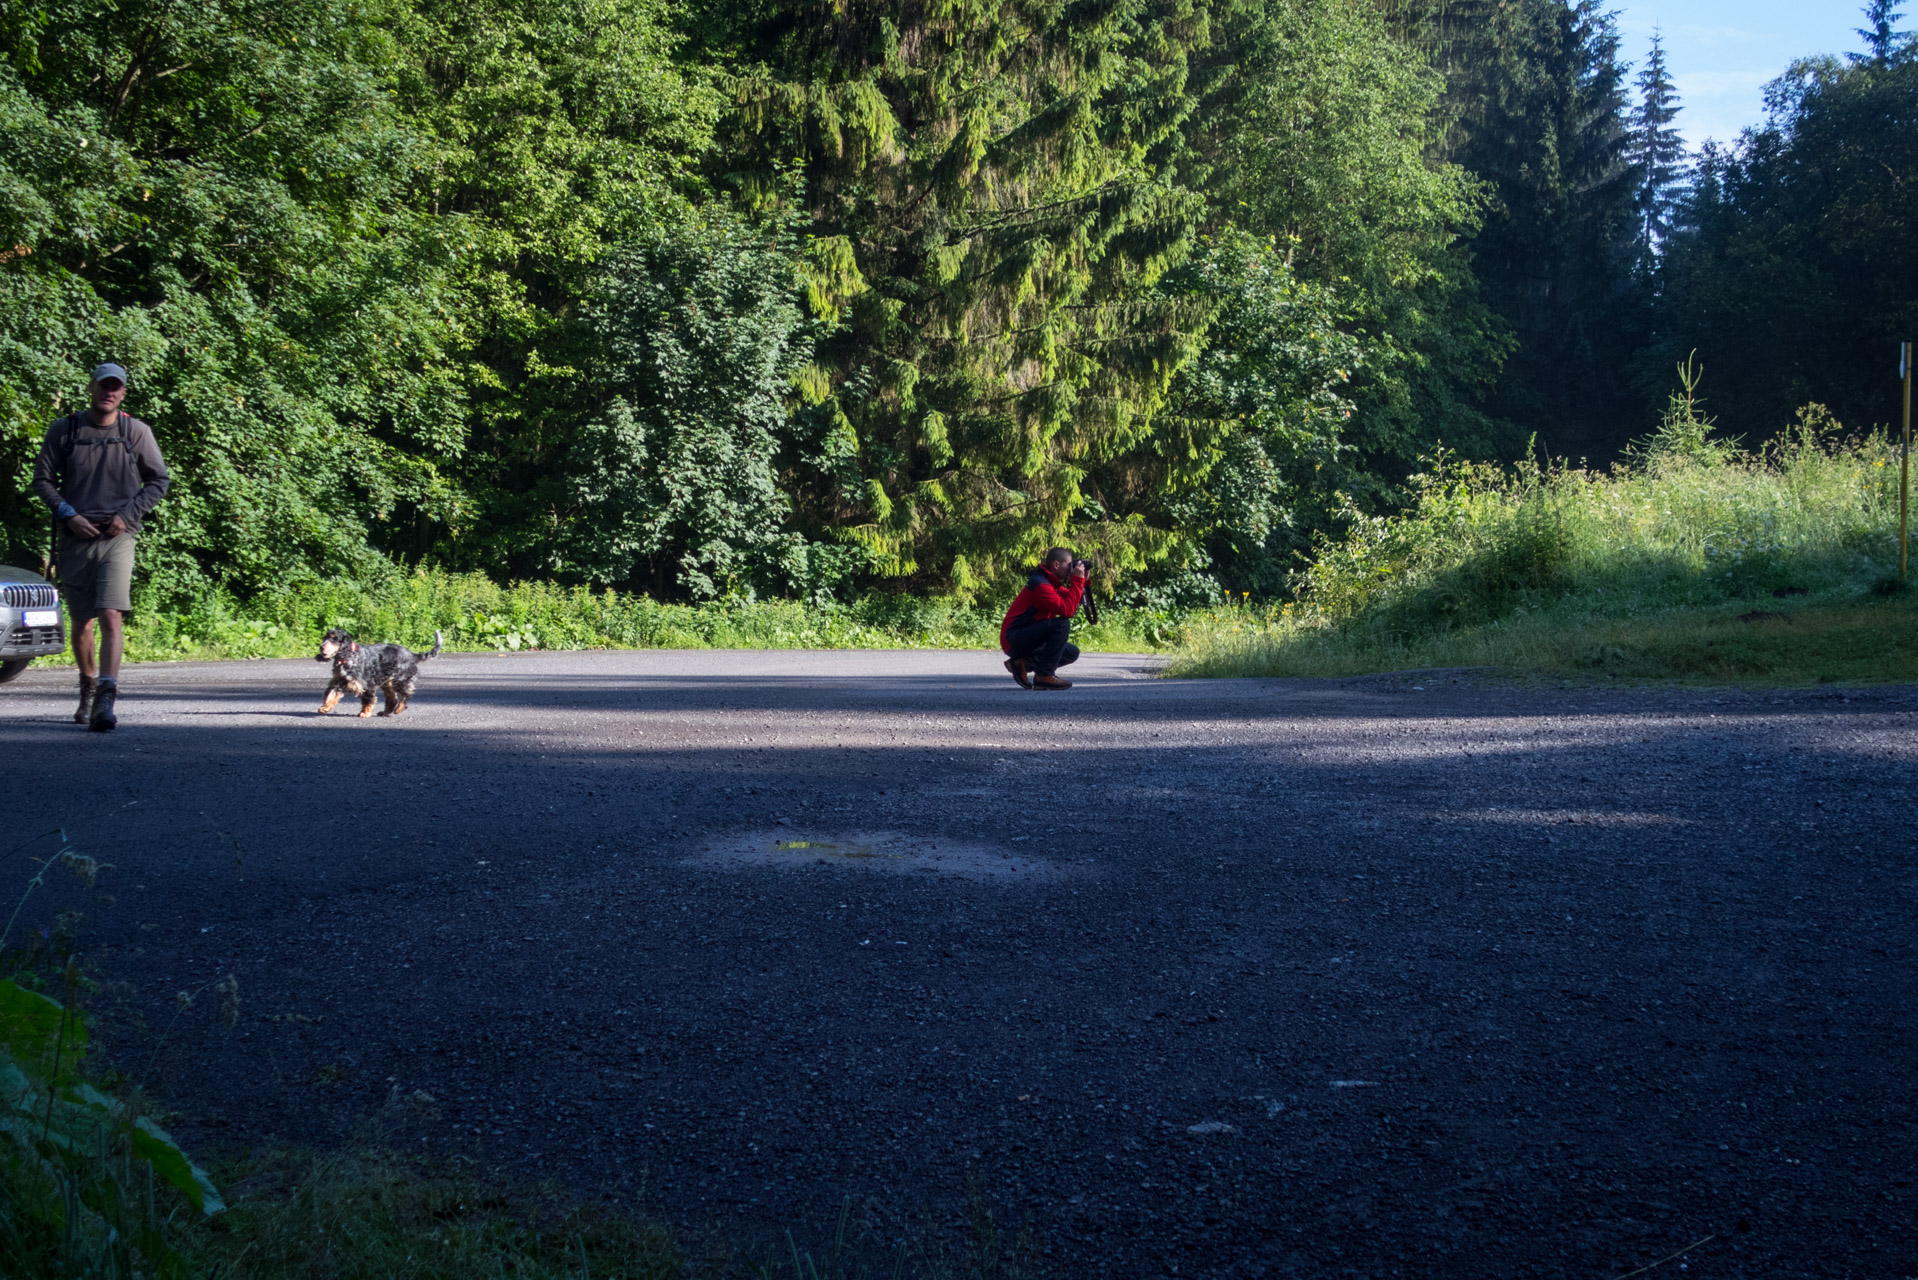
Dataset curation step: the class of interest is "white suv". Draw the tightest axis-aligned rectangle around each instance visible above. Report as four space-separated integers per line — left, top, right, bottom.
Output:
0 566 65 683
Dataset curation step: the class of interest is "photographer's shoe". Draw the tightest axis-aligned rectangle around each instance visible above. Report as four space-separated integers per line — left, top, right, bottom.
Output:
74 675 97 725
1004 658 1032 689
1032 673 1072 690
88 678 118 732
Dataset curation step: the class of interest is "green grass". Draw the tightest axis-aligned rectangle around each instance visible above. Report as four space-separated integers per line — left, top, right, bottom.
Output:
182 1148 1035 1280
1173 593 1918 683
7 1122 1032 1280
184 1145 687 1280
1169 410 1918 684
91 575 1177 665
0 569 1186 666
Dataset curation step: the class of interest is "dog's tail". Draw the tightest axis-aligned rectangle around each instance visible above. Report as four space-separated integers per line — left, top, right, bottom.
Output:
422 630 443 660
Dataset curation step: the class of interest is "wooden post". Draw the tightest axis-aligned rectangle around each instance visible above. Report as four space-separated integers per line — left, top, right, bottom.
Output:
1904 342 1912 582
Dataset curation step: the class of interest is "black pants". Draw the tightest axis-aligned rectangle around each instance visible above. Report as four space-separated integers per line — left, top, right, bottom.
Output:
1005 617 1079 677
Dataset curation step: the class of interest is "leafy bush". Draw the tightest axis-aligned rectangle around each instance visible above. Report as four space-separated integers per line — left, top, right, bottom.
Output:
0 0 479 600
557 211 834 600
1137 230 1365 598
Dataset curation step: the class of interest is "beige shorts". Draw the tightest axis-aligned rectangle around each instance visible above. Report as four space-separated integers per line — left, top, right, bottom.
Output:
60 530 137 614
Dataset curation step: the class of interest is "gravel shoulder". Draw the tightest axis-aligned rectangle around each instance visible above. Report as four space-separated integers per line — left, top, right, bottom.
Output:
2 650 1913 1277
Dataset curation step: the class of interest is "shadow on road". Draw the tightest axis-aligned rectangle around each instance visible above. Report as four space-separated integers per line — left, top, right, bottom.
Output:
0 656 1913 1277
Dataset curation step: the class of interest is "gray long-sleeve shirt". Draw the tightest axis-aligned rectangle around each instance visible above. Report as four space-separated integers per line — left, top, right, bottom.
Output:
31 412 170 531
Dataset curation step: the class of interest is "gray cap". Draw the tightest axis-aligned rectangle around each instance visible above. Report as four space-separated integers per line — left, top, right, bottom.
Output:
91 362 128 386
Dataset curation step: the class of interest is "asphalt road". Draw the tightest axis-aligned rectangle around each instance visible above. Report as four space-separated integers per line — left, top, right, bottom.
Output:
2 650 1914 1278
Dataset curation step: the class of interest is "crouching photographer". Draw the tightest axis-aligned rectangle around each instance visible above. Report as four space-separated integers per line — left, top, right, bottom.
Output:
999 547 1091 690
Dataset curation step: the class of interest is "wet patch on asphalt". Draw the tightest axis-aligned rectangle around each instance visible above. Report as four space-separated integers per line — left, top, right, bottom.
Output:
1446 807 1692 828
687 829 1066 882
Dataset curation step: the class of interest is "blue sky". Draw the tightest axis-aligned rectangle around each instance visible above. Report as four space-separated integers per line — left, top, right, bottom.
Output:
1609 0 1866 147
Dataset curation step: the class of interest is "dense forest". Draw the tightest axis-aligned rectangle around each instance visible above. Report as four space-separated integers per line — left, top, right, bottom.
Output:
1 0 1910 609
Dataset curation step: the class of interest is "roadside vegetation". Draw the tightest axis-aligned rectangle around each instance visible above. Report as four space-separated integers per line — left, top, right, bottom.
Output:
5 0 1913 688
86 580 1177 663
30 388 1913 690
1170 396 1918 685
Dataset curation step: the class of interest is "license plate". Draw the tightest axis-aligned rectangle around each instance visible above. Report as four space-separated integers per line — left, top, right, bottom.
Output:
22 610 58 627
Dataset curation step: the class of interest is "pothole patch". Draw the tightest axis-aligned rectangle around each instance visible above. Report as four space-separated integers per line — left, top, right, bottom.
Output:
1451 808 1689 828
688 830 1064 883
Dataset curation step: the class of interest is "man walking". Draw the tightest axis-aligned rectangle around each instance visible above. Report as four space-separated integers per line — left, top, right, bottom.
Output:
31 364 171 731
1000 547 1089 690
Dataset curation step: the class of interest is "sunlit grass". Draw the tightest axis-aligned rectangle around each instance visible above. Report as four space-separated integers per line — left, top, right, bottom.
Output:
1172 593 1918 684
1171 411 1918 685
94 576 1173 663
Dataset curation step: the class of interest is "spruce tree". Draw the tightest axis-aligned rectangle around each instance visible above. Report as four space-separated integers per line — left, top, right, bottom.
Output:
1394 0 1645 458
703 0 1208 592
1654 50 1918 434
1855 0 1910 65
1631 32 1687 256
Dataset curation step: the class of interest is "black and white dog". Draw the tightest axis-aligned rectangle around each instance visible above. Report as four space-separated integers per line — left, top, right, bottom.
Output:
315 628 442 717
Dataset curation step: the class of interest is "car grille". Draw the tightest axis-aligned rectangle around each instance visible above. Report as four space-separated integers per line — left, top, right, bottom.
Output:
2 583 57 609
4 625 62 649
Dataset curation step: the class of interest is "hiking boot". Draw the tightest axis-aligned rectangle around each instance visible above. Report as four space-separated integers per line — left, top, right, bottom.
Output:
1032 673 1072 690
1004 657 1032 689
88 678 117 732
74 674 97 725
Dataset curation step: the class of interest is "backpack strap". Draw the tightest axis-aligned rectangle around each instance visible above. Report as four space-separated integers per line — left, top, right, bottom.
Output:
52 412 82 486
60 411 138 464
61 409 135 443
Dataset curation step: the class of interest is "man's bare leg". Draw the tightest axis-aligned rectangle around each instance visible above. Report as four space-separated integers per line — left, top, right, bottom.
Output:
72 612 98 678
94 609 124 679
71 610 123 679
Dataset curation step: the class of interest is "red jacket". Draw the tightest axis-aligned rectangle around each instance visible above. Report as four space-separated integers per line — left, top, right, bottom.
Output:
1000 568 1086 652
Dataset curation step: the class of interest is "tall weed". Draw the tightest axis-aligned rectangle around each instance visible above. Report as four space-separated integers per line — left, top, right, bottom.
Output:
1173 410 1912 681
1298 456 1577 637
